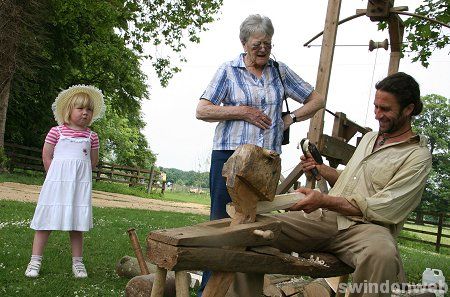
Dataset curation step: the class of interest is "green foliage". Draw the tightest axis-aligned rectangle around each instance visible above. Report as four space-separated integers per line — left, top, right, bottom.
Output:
5 0 223 168
378 1 449 67
93 104 156 167
0 170 45 185
0 200 207 296
162 167 209 188
403 0 450 67
0 147 9 170
119 0 223 87
398 246 449 283
412 94 450 212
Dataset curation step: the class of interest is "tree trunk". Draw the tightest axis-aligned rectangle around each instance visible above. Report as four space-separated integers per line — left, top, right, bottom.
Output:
1 0 23 148
415 211 425 225
0 78 11 147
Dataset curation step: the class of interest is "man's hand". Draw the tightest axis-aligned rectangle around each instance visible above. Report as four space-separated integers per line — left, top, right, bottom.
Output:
288 187 325 213
300 154 321 180
289 187 363 216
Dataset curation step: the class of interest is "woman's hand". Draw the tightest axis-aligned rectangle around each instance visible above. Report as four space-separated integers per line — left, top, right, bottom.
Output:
196 99 271 129
242 106 272 129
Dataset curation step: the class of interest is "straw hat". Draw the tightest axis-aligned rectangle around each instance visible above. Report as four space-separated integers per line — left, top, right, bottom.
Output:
52 84 105 125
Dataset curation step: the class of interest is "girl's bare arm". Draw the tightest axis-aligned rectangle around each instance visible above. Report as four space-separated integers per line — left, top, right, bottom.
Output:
42 143 55 172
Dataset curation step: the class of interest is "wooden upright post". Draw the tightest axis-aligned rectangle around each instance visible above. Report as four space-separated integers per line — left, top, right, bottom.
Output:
276 0 342 193
147 166 155 194
304 0 341 189
307 0 342 146
387 14 404 75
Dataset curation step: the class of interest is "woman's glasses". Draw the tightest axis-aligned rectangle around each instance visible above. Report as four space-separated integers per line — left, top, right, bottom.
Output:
250 42 273 50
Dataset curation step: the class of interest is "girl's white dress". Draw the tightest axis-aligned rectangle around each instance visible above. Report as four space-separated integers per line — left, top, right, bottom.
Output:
30 128 93 231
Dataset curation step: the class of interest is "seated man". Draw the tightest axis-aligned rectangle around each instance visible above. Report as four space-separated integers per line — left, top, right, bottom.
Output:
227 72 432 297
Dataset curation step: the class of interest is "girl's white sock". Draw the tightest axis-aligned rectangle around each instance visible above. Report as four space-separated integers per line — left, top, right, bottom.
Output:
31 255 42 262
72 256 83 264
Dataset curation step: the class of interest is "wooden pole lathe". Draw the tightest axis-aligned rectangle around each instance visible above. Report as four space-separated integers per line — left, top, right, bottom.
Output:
306 0 342 189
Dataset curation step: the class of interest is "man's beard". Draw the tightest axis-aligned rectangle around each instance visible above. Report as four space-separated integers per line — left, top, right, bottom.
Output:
380 111 409 134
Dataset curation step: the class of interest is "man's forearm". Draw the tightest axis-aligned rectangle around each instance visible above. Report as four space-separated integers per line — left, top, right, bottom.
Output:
323 194 362 216
317 164 340 187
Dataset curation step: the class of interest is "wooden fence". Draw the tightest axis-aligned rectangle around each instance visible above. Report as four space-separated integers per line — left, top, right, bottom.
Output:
4 142 164 193
401 210 450 253
2 143 449 246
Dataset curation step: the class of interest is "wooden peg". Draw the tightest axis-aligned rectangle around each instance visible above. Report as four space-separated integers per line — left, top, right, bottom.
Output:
253 229 275 240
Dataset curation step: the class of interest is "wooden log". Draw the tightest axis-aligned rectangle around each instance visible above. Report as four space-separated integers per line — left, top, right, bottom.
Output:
175 271 190 297
223 144 281 203
202 271 235 297
151 267 168 297
147 241 353 278
325 275 349 297
263 284 284 297
278 277 311 296
263 275 288 297
222 144 281 222
303 278 333 297
147 215 281 248
125 272 177 297
116 255 158 278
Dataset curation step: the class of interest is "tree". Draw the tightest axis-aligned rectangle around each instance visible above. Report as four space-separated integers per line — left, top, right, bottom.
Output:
377 0 449 67
403 0 450 67
2 0 223 168
163 167 209 188
412 94 450 214
0 0 46 147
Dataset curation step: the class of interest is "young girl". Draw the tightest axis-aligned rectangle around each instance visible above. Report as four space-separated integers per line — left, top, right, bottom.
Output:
25 85 105 278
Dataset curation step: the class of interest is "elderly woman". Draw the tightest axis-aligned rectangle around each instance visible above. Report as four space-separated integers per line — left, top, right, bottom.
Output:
197 14 324 220
195 14 324 295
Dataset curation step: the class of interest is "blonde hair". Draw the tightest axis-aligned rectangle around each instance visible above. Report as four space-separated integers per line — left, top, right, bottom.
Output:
62 92 95 125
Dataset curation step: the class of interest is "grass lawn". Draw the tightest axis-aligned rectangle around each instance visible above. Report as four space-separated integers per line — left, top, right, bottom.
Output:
1 172 449 295
1 199 449 296
0 200 208 296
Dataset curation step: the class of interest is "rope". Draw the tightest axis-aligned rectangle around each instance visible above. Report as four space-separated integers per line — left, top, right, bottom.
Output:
364 48 379 126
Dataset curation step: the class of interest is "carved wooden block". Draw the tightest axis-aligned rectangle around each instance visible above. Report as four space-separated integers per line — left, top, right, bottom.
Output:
222 144 281 222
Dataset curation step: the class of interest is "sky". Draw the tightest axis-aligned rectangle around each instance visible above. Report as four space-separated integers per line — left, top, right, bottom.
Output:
141 0 450 176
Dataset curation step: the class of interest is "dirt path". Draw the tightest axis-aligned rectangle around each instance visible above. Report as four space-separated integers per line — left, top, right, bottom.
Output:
0 182 210 216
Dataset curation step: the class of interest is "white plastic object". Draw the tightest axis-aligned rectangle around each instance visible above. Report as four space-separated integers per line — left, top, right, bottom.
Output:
422 268 446 297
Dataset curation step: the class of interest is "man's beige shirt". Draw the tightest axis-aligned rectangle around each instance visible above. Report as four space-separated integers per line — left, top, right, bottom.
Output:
330 131 432 237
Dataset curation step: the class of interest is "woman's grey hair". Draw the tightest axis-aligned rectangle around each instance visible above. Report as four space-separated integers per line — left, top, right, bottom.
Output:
239 14 274 44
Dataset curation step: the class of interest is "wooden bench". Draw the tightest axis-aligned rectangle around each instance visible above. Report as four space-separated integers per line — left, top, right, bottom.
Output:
146 216 354 297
